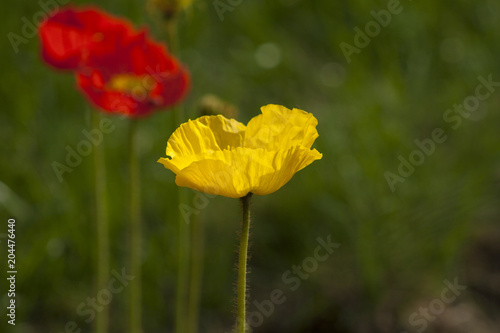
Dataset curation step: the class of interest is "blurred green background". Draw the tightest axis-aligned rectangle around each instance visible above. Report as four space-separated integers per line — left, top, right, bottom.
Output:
1 0 500 332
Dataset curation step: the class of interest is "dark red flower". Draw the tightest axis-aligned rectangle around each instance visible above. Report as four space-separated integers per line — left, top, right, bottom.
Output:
76 39 190 117
39 6 190 117
39 7 141 70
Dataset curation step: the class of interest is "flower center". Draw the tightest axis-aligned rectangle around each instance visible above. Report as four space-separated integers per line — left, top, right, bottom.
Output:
92 33 104 42
107 74 154 97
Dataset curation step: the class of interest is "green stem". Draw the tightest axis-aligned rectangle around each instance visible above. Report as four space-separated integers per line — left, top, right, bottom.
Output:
128 119 142 333
93 112 109 333
175 187 189 333
237 193 252 333
166 17 190 333
187 214 204 333
166 19 180 55
165 19 184 126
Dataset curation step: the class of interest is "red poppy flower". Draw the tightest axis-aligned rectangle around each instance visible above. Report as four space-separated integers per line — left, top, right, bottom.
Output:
39 7 141 70
39 6 190 117
76 39 190 117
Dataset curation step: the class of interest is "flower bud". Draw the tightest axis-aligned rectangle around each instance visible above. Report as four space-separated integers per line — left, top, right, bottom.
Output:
198 94 239 119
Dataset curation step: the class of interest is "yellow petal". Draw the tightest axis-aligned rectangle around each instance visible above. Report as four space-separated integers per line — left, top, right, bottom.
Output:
160 115 246 172
175 158 244 198
251 146 323 196
174 147 273 198
173 146 322 198
166 115 245 158
244 104 319 151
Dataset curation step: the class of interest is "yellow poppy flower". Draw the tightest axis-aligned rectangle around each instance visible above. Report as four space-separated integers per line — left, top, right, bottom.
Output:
158 104 322 198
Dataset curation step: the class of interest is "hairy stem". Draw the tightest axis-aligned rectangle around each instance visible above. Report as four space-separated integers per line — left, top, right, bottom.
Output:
237 193 252 333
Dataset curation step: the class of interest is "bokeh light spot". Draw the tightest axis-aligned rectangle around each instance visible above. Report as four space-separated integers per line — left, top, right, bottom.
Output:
254 43 282 69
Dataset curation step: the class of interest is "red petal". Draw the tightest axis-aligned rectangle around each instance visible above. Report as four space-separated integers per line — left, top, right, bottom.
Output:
39 6 139 70
41 5 191 117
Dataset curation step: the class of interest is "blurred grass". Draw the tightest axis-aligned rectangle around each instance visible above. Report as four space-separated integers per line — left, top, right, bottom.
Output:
1 0 500 332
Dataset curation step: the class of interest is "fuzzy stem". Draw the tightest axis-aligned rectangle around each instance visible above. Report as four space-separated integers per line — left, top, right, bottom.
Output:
93 112 109 333
128 119 142 333
237 193 253 333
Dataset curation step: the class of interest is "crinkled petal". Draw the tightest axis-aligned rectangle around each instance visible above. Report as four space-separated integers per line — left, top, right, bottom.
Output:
172 147 272 198
252 146 322 196
174 158 248 198
165 115 246 159
158 152 212 175
244 104 319 150
170 146 322 198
